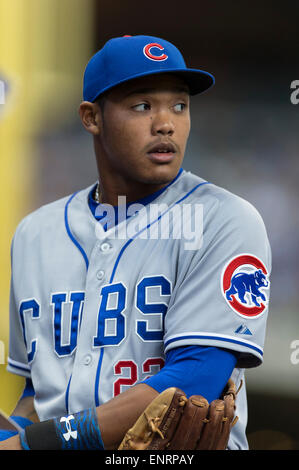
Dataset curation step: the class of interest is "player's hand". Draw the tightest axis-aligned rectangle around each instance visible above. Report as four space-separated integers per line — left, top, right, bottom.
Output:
0 434 22 450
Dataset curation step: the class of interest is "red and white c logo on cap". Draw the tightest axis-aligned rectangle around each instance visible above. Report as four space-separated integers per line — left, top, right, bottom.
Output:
143 43 168 61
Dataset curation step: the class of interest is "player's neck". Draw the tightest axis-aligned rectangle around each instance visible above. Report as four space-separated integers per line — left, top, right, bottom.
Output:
96 178 169 206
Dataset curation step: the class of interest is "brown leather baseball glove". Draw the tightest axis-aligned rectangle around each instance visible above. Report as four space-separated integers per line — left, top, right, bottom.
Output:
118 379 238 450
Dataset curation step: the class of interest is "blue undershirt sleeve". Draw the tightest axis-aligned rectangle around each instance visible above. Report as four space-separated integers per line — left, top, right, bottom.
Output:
140 345 238 403
21 378 35 399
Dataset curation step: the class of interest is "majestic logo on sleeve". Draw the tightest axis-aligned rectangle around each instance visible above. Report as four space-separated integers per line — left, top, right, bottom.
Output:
221 254 270 318
143 43 168 61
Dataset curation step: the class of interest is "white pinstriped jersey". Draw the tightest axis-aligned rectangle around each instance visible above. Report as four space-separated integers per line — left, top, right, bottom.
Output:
7 169 271 449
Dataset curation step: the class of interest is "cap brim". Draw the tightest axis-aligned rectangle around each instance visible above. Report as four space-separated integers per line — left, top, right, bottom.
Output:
91 68 214 102
169 68 215 95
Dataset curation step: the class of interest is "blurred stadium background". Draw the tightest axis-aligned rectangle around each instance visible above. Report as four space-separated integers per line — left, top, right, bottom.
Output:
0 0 298 450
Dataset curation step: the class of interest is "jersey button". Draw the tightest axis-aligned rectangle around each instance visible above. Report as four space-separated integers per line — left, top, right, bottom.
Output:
100 242 112 252
96 270 105 280
83 354 92 366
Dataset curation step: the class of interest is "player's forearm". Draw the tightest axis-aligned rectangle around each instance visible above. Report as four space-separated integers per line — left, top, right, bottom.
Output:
0 383 158 450
11 396 39 423
96 383 158 449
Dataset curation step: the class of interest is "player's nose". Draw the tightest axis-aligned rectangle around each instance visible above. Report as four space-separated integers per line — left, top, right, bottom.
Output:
151 110 175 136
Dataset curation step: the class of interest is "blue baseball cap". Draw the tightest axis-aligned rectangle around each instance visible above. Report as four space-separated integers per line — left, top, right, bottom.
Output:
83 35 215 102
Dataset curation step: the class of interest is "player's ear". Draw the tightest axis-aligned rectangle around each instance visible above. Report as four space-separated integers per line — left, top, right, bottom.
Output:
78 101 102 136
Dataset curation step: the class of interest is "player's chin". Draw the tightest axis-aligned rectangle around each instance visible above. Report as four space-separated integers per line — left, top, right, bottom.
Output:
144 153 182 182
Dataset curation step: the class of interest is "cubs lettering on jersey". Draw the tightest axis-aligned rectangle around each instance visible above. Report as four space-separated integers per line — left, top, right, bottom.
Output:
7 170 271 449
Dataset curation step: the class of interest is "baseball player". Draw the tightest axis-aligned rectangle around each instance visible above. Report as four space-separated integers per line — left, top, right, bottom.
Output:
0 35 271 451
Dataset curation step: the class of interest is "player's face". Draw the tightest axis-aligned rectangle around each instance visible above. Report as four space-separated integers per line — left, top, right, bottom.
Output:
96 74 190 190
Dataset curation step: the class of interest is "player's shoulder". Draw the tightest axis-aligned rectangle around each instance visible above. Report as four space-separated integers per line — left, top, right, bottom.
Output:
13 185 93 242
179 170 265 226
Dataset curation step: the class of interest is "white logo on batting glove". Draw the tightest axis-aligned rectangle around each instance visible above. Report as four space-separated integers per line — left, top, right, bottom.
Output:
60 415 78 441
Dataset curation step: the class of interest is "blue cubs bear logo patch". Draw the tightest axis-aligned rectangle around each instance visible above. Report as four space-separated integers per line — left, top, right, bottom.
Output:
225 269 269 307
221 254 270 318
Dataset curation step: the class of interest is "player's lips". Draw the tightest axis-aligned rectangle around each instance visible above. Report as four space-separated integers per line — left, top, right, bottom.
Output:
146 141 177 163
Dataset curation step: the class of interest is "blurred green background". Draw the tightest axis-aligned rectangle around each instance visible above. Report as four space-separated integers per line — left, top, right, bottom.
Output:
0 0 298 450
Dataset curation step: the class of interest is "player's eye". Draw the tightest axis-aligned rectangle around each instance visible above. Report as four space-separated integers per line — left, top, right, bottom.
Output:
132 103 151 112
173 103 186 112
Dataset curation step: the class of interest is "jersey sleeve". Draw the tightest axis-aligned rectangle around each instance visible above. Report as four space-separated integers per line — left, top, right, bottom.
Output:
164 193 272 368
6 233 31 379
